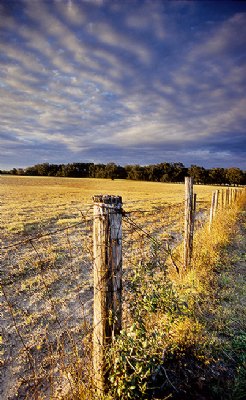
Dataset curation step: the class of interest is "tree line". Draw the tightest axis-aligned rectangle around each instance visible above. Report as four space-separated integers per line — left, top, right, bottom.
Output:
1 162 245 186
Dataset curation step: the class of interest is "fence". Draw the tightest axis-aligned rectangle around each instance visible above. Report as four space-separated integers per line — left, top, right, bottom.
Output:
1 180 244 399
208 187 243 230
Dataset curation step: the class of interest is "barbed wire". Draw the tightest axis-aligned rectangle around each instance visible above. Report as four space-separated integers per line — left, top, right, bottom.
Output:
2 187 244 398
1 198 213 400
1 216 93 251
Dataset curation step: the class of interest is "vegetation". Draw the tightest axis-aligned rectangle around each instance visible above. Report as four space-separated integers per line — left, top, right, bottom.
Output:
0 176 215 240
85 190 245 400
1 162 246 186
1 176 245 399
104 193 246 399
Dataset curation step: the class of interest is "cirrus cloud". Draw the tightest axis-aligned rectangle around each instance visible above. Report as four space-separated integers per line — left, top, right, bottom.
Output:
0 0 245 170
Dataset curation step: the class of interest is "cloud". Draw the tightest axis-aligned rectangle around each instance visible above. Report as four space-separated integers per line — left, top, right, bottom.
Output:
190 13 246 59
0 0 245 170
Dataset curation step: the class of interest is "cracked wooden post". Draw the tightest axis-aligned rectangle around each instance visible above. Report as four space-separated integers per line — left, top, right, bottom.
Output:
93 195 123 397
184 177 194 269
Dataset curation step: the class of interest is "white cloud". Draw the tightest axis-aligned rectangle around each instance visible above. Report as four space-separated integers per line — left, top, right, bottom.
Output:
91 21 152 65
0 0 245 169
189 13 246 59
58 0 86 26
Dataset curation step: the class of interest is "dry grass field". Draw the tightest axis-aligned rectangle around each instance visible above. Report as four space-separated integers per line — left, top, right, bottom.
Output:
0 175 216 241
0 176 224 399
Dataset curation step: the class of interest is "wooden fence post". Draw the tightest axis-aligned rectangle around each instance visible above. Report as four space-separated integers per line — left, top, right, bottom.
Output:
209 191 216 231
221 189 224 209
225 188 230 206
229 188 232 206
191 193 197 255
223 189 227 208
214 190 219 216
184 177 194 269
93 195 123 396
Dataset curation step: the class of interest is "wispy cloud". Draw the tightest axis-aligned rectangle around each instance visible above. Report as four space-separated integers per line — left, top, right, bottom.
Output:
0 0 245 169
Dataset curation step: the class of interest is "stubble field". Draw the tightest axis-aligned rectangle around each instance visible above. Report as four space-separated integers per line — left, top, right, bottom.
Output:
0 176 217 399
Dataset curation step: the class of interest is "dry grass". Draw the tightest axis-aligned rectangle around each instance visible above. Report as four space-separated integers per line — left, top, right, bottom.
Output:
0 175 241 399
0 175 217 237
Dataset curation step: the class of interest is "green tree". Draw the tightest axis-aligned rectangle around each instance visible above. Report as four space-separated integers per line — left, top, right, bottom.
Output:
172 163 187 182
105 163 118 179
225 167 244 186
125 165 147 180
188 165 207 184
25 166 39 175
208 168 226 185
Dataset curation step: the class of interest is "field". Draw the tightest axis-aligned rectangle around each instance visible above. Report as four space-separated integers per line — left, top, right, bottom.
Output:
0 175 216 235
0 176 228 399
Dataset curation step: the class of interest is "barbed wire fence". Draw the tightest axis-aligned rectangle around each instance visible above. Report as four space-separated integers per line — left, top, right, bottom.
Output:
1 209 95 400
1 182 244 399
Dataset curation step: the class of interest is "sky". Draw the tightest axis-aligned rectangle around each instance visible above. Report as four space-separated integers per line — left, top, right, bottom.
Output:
0 0 246 170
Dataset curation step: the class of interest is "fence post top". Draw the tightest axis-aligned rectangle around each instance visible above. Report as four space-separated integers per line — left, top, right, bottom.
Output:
185 176 194 186
93 195 122 205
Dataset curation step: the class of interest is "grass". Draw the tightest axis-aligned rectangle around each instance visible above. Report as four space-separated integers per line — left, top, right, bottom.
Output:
115 193 246 399
104 193 246 400
0 175 245 399
0 175 217 238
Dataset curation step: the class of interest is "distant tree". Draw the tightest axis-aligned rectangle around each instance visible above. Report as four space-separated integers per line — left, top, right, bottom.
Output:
10 168 18 175
34 163 50 176
172 163 187 182
88 163 96 178
159 162 172 182
225 167 244 186
47 164 61 176
92 164 107 178
145 164 163 181
7 161 244 186
188 165 207 184
116 165 127 179
60 163 79 177
77 163 93 177
160 173 170 182
125 165 147 180
16 168 25 175
243 171 246 185
208 168 226 185
25 166 39 175
105 163 118 179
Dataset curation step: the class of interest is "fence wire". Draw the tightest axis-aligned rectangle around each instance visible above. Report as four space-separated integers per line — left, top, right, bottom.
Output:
1 209 94 400
0 197 211 400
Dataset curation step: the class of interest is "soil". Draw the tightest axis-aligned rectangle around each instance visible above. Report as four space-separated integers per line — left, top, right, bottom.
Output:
0 224 94 400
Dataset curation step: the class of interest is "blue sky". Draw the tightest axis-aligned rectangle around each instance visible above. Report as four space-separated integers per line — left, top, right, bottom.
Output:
0 0 245 170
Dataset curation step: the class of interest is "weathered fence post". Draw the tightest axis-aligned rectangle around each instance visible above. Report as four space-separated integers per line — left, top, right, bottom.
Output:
229 188 232 206
209 191 216 231
93 195 123 396
214 190 219 216
184 177 194 269
221 189 224 209
191 192 197 254
225 188 230 206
